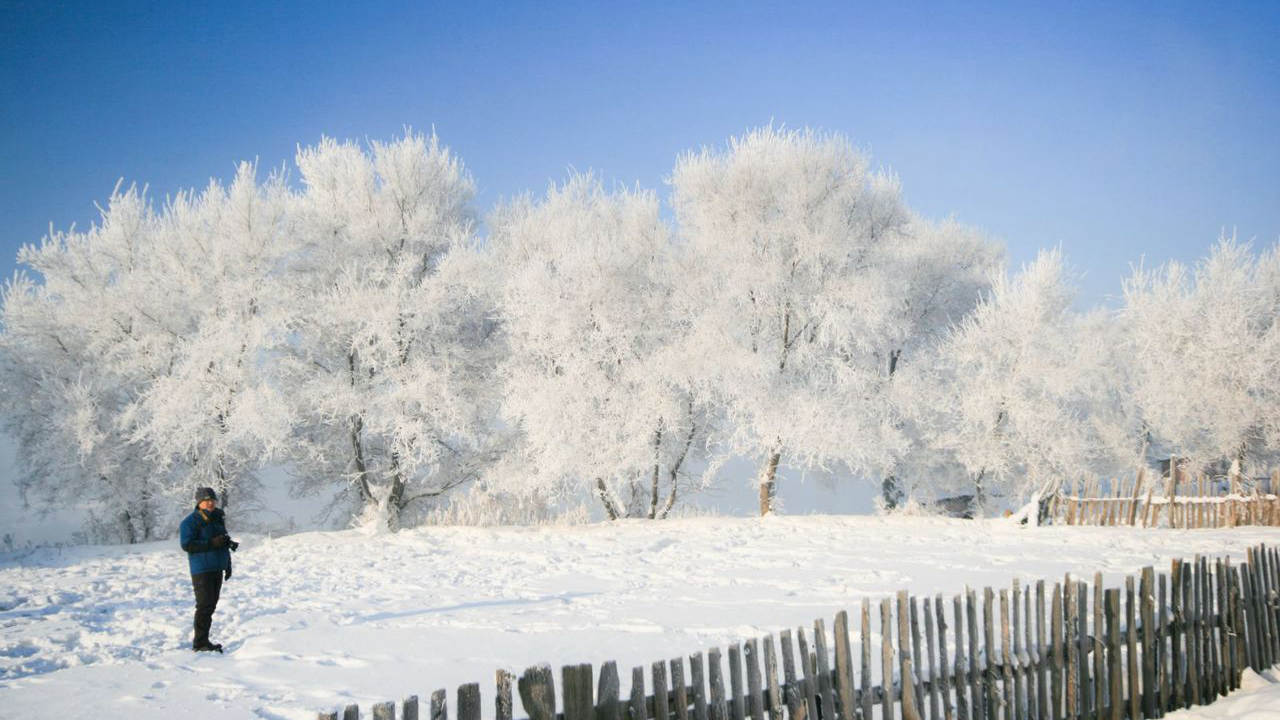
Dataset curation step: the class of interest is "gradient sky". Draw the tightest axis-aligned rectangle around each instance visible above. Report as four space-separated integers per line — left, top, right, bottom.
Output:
3 1 1278 305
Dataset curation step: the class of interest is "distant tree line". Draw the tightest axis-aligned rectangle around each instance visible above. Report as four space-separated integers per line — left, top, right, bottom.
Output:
2 127 1277 540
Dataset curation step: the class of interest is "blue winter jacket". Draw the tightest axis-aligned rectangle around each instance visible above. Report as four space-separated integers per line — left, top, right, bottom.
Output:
179 507 232 575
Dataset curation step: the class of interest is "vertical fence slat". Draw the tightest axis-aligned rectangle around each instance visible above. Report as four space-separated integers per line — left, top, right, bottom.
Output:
1036 580 1049 720
862 601 874 720
1076 582 1092 720
1125 577 1139 720
709 649 727 720
1065 579 1079 720
953 594 970 720
999 590 1015 720
780 631 804 720
599 662 622 720
405 694 422 720
1091 576 1104 720
1202 556 1222 700
563 664 594 720
1104 589 1121 720
342 705 359 720
967 589 982 720
496 672 512 720
372 702 395 720
1050 582 1064 720
1141 567 1157 717
519 666 555 720
1022 582 1036 720
1158 572 1170 713
924 598 942 720
672 658 691 720
798 628 819 720
761 637 782 720
982 588 997 720
431 688 447 720
744 640 763 720
655 661 672 720
690 653 710 720
833 613 855 720
632 666 648 720
729 645 745 720
1188 558 1204 704
457 683 480 720
1170 560 1184 710
910 597 927 718
936 595 954 720
814 620 836 720
882 599 896 720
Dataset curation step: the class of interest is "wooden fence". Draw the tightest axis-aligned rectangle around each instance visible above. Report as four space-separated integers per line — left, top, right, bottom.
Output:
318 544 1280 720
1054 469 1280 528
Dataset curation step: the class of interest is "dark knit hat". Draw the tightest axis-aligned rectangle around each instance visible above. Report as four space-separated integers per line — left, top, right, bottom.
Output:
194 487 217 503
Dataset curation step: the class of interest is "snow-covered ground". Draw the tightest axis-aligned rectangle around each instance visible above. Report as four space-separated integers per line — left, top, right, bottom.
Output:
1 516 1278 719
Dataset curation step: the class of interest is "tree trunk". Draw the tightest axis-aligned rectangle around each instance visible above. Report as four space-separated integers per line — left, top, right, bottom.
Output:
596 478 623 520
759 450 781 515
648 423 663 519
881 476 904 510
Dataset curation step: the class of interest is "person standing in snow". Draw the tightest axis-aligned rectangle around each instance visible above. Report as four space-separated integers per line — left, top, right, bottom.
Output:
179 487 238 652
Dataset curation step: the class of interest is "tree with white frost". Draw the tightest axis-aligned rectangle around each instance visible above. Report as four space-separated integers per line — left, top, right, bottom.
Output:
671 126 998 514
278 132 497 529
1121 238 1280 479
487 174 705 519
917 249 1141 512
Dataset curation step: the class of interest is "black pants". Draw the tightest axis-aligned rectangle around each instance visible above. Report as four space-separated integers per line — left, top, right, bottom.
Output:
191 571 223 647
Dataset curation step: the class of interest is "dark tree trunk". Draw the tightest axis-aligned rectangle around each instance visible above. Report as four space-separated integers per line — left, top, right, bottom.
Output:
759 450 781 515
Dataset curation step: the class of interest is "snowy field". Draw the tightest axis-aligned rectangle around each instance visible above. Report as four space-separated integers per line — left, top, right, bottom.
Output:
1 516 1279 719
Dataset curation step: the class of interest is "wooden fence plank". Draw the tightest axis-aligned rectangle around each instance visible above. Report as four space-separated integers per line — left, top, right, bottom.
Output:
953 594 970 720
1125 577 1138 720
798 628 819 720
833 613 855 720
405 694 422 720
563 664 594 720
1037 580 1050 720
814 620 836 720
341 706 358 720
1065 579 1078 720
883 599 896 720
1022 583 1035 720
1158 573 1170 713
318 712 338 720
599 661 622 720
633 666 648 720
1077 583 1092 720
1104 589 1121 720
862 602 875 720
729 645 745 720
910 597 926 718
496 672 512 720
924 598 942 720
744 640 763 720
655 661 672 720
1170 560 1184 710
780 631 803 720
1091 576 1104 720
690 653 709 720
519 666 555 720
982 588 997 720
967 589 982 720
935 595 954 720
1201 558 1221 700
999 590 1015 720
1141 568 1157 717
1241 563 1259 672
709 649 727 720
672 658 691 720
431 689 447 720
372 701 395 720
457 683 480 720
761 638 782 720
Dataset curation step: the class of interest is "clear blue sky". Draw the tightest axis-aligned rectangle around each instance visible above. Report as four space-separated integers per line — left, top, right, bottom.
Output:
3 1 1278 305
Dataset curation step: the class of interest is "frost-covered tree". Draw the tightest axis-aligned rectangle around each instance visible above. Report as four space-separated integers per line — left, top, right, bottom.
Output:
916 249 1141 512
1122 238 1280 478
672 126 998 514
278 132 498 529
487 174 705 519
125 164 295 509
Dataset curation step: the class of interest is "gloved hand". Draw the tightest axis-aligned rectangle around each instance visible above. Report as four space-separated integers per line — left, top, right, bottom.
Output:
211 534 229 549
224 566 232 580
228 539 239 552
